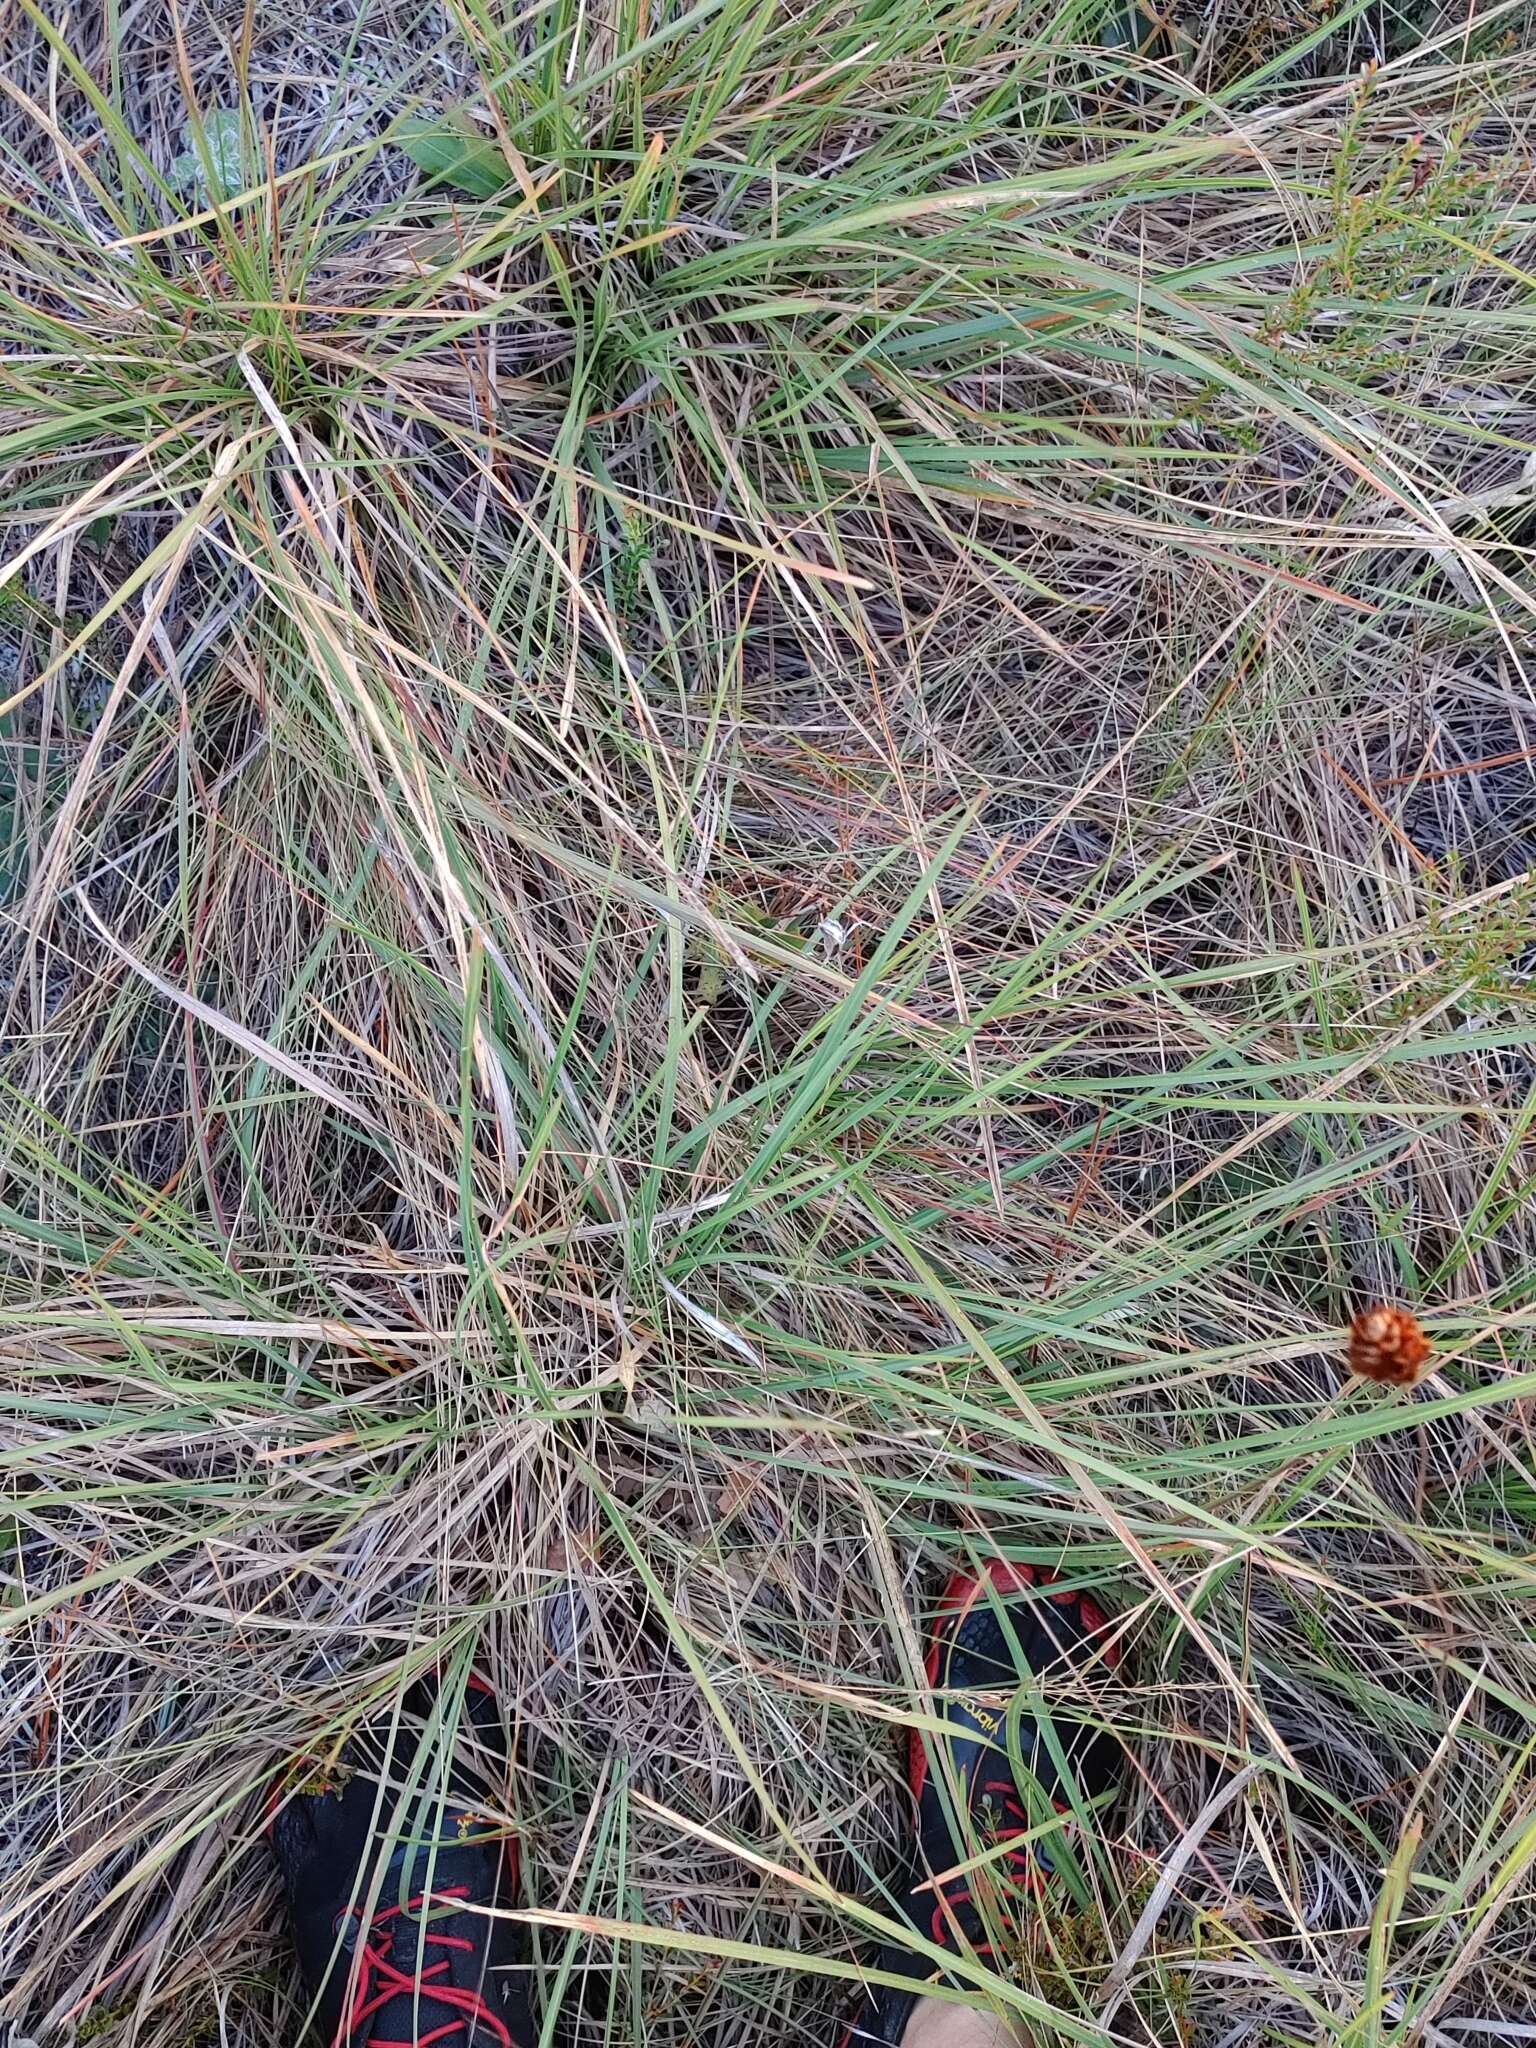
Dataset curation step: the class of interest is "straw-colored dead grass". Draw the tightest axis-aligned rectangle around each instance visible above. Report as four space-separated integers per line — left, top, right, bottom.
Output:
4 2 1536 2044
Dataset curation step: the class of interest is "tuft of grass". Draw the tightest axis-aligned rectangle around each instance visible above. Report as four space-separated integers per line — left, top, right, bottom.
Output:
4 1 1536 2043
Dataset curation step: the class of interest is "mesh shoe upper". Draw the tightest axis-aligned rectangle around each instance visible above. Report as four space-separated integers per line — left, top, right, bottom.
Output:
272 1677 532 2048
840 1561 1122 2048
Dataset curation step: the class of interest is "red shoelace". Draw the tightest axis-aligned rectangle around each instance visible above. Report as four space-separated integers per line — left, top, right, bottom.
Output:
339 1887 512 2048
925 1779 1057 1948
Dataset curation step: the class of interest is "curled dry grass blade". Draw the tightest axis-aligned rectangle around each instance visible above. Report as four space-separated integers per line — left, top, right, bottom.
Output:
4 0 1536 2043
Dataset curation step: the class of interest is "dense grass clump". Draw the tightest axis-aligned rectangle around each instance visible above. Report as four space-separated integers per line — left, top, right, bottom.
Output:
4 1 1536 2043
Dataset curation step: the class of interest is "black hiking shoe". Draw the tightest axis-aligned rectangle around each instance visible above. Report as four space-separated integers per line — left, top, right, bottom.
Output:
840 1560 1122 2047
272 1672 532 2048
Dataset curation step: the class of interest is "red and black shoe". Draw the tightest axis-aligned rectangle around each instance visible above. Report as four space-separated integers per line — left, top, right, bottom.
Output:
840 1560 1122 2047
272 1672 533 2048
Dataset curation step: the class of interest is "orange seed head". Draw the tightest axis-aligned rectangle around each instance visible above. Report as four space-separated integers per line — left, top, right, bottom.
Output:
1346 1305 1432 1387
